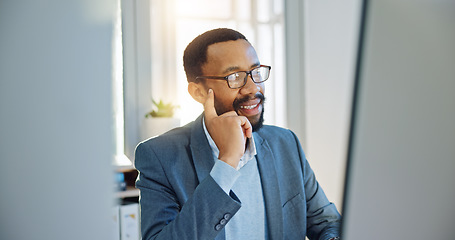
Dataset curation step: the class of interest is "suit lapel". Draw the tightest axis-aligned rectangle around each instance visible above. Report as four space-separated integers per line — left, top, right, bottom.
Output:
189 114 216 184
189 114 227 240
255 132 284 240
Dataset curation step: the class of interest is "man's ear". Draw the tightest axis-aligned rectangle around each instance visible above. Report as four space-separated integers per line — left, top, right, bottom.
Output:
188 82 207 104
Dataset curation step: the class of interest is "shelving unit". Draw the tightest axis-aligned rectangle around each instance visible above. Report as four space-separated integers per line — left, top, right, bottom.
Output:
116 164 139 201
116 186 140 198
112 163 141 240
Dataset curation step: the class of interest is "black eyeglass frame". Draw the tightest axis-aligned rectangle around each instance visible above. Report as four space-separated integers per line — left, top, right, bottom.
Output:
195 65 271 89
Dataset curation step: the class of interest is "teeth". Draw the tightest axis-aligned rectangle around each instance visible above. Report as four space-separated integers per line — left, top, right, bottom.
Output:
240 104 258 109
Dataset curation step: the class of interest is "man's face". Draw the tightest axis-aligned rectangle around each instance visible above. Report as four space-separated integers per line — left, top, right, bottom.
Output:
201 39 265 131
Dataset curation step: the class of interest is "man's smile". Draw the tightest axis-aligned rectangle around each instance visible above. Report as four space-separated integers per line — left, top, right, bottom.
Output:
234 93 264 118
239 102 259 110
239 103 261 116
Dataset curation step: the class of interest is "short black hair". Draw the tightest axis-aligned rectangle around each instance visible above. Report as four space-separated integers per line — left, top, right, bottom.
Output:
183 28 248 83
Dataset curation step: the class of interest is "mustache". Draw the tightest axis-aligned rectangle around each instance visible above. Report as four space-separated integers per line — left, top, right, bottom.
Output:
233 92 265 110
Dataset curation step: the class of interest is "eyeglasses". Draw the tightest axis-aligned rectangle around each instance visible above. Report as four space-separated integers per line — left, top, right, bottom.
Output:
195 65 271 89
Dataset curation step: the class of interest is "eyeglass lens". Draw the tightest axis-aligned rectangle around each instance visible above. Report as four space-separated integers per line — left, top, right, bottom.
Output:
227 66 270 89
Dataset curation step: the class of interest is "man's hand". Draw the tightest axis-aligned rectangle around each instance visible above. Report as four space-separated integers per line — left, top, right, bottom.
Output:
204 89 252 168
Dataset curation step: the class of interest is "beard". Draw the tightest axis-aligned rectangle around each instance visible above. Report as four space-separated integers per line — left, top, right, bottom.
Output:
250 107 264 132
213 92 265 132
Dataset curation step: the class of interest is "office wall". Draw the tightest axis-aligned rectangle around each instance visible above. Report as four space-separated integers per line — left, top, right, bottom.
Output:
303 0 361 207
0 1 116 239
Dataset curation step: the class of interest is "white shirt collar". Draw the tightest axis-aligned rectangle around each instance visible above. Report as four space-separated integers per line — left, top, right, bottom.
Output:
202 117 257 170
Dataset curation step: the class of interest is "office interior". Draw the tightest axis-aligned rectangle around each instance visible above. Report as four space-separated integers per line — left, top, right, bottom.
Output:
1 0 453 239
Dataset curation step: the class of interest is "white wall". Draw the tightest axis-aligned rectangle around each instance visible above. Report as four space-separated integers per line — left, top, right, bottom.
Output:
0 1 116 239
304 0 361 209
286 0 362 208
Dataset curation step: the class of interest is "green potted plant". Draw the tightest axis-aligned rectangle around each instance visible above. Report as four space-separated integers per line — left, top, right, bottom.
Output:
145 99 178 118
141 99 180 140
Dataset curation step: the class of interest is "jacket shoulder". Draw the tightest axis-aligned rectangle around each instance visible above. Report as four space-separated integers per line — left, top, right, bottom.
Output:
256 125 297 141
136 119 197 163
255 125 305 159
138 124 192 151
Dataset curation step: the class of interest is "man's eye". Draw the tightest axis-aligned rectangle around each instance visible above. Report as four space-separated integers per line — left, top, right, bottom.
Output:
228 73 239 81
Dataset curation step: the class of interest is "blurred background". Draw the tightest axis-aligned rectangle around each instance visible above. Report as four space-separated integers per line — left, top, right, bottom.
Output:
1 1 117 239
3 0 454 239
0 0 365 239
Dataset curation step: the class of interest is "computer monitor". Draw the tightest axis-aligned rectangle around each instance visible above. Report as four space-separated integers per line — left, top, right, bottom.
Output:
341 0 455 239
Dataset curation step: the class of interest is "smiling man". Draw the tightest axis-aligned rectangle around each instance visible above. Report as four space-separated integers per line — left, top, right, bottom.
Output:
135 28 341 240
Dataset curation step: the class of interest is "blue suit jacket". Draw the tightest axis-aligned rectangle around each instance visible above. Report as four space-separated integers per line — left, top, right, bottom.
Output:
135 115 341 240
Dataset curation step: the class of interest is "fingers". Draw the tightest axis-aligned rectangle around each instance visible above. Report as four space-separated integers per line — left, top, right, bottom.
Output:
203 89 218 120
239 116 253 139
203 88 251 140
202 89 252 166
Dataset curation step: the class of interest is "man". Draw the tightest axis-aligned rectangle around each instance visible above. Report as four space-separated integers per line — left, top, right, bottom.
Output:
135 28 341 240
